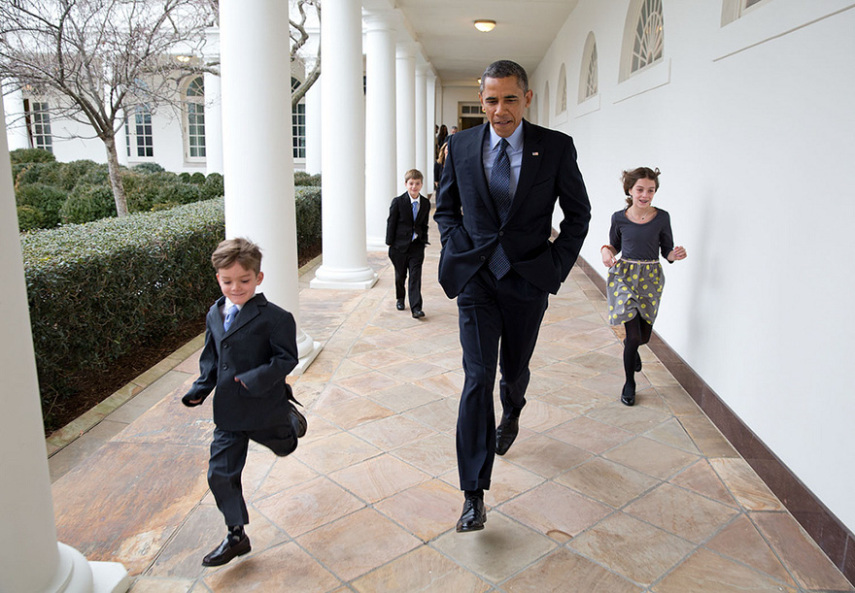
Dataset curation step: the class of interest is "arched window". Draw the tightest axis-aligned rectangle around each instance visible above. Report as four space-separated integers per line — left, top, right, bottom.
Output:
291 77 306 160
556 64 568 115
184 76 206 159
579 32 599 103
620 0 664 81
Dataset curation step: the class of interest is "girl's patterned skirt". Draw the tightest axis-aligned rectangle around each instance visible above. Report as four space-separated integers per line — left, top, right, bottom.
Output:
607 259 664 326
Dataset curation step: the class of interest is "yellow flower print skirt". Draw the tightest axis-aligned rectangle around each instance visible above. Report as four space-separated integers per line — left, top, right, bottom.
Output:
607 259 664 326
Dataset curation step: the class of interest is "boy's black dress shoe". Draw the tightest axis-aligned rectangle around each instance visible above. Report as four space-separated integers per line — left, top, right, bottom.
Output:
621 383 636 407
495 415 519 456
202 534 251 567
289 405 308 438
456 495 486 532
396 299 405 310
412 309 425 319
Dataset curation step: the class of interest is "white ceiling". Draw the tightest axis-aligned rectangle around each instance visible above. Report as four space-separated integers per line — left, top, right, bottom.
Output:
394 0 580 86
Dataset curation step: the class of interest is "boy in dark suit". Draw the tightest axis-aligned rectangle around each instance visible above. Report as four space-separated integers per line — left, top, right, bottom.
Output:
386 168 430 318
182 237 307 567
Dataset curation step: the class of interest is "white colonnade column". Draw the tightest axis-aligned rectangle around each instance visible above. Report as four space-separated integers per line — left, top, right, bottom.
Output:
219 0 321 369
310 0 377 289
415 63 427 186
364 11 398 251
426 71 437 193
2 80 30 150
0 95 129 593
304 60 322 175
395 42 416 187
203 26 224 175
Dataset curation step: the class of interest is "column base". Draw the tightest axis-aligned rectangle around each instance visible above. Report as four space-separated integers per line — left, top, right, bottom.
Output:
293 330 323 375
309 264 378 290
366 238 387 252
44 543 129 593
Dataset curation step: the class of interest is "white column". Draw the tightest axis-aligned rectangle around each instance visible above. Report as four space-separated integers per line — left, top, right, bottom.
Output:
426 71 437 194
415 63 427 184
304 62 322 175
203 26 224 175
395 42 416 188
3 80 30 151
0 94 129 593
310 0 377 289
364 13 397 251
220 0 321 370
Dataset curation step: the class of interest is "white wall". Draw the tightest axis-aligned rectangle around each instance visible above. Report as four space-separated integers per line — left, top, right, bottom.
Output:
439 84 480 130
532 0 855 532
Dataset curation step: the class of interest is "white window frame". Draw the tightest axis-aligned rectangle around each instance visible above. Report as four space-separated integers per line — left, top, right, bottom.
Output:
616 0 671 104
24 98 53 153
126 103 155 160
183 76 206 162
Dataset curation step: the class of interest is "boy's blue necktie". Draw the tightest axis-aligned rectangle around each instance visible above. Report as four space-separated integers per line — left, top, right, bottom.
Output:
223 305 238 331
412 200 418 241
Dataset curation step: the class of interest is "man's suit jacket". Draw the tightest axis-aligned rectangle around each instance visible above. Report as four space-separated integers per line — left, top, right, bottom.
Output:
386 192 431 252
183 293 298 431
434 120 591 297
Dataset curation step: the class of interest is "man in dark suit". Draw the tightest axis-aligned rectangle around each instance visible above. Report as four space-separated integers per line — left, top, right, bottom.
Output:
435 60 591 532
386 168 431 318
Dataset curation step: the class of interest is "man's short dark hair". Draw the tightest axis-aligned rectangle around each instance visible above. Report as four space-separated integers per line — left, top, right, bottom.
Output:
480 60 529 94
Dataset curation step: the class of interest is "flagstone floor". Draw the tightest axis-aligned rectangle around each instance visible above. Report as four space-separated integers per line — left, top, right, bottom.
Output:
48 217 854 593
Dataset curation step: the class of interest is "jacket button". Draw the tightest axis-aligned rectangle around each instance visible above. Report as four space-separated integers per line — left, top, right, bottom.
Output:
480 255 486 261
222 364 228 370
498 231 504 237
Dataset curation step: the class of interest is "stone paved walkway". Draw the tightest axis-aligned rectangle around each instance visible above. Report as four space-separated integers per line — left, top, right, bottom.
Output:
48 217 854 592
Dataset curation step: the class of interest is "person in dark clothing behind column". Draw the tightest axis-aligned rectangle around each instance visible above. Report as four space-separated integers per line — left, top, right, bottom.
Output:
434 59 591 532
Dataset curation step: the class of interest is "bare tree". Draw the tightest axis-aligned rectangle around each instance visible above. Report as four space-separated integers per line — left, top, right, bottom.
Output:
290 0 320 108
0 0 216 216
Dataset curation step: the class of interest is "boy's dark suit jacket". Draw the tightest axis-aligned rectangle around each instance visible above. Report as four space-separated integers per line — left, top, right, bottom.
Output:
434 120 590 297
386 192 431 250
183 293 298 431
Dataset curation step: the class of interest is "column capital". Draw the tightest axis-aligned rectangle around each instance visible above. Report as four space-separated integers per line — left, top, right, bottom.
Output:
203 26 220 61
396 41 418 59
363 9 399 33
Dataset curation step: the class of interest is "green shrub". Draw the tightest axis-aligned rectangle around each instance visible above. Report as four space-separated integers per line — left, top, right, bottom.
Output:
132 162 166 174
294 171 322 186
60 184 117 224
295 186 322 253
60 160 109 190
15 183 68 228
15 161 64 188
17 205 45 232
10 148 56 164
190 172 206 185
22 199 225 427
158 182 202 205
201 173 224 200
178 172 192 183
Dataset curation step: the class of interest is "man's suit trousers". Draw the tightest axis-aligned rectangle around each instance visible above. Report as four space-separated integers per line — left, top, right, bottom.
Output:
455 267 549 492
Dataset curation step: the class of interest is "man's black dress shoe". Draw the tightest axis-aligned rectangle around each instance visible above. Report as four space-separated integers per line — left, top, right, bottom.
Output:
396 299 405 311
456 496 486 532
621 383 636 407
495 415 520 456
202 534 251 567
412 309 425 319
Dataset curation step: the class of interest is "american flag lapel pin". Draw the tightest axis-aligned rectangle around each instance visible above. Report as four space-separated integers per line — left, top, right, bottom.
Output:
532 151 539 156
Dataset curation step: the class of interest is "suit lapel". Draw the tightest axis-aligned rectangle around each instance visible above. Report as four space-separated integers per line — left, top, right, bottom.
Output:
225 294 264 336
458 124 499 224
508 120 543 221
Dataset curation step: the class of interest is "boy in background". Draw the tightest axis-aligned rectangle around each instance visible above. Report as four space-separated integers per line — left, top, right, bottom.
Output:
386 169 430 318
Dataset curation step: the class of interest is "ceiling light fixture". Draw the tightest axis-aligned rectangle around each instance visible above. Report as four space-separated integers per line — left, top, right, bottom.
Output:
474 20 496 33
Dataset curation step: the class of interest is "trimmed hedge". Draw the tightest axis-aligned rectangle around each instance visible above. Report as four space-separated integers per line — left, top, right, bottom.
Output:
295 186 322 253
10 148 56 164
22 199 225 423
